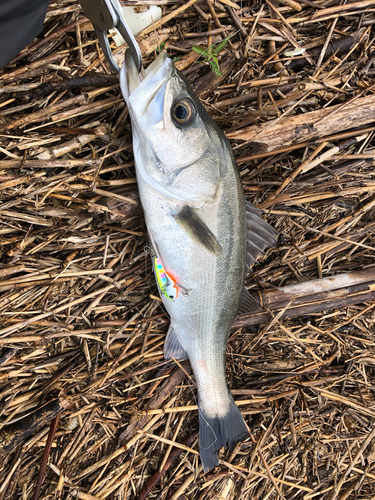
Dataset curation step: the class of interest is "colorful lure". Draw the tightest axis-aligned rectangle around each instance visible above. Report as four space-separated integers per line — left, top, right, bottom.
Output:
154 257 178 301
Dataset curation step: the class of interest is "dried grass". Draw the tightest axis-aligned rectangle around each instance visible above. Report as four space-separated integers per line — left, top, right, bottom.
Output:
0 1 375 499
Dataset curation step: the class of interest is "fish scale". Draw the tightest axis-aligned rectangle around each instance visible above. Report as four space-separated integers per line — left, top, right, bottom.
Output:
120 49 277 471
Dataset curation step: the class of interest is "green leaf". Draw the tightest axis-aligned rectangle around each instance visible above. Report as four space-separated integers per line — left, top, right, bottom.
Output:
192 46 207 55
206 45 214 57
156 41 165 53
213 36 230 56
210 57 222 76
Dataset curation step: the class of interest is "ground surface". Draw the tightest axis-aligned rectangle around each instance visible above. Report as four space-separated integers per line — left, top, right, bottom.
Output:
0 1 375 499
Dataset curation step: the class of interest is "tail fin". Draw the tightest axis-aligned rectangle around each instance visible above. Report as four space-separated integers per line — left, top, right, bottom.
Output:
199 395 249 472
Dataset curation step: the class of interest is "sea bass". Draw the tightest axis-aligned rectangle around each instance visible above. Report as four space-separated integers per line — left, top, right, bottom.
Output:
120 50 277 471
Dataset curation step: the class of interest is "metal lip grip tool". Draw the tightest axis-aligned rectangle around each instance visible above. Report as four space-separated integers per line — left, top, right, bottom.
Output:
79 0 143 73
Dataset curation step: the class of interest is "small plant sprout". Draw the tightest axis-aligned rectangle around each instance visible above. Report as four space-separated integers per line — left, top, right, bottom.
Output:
192 36 230 76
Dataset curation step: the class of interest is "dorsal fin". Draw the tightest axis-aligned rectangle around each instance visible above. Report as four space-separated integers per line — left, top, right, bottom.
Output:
245 200 278 274
236 287 260 316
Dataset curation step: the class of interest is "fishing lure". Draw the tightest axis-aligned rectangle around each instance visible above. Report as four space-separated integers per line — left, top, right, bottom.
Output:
154 257 178 301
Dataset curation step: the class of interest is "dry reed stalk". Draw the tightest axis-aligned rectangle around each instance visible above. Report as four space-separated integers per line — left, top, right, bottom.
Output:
0 1 374 499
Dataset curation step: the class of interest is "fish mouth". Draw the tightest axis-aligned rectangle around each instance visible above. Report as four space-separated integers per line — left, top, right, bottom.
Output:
120 50 172 122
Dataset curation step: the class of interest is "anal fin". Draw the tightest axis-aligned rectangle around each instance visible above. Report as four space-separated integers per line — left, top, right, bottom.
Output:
164 325 188 360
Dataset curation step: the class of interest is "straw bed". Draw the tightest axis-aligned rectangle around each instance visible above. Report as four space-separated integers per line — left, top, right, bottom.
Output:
0 1 375 499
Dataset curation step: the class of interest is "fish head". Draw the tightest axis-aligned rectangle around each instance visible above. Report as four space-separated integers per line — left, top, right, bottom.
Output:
120 50 224 204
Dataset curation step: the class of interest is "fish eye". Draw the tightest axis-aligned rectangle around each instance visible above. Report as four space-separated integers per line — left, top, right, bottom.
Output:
171 98 196 127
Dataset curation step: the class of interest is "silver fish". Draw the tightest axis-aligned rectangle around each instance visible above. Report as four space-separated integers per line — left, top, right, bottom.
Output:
120 50 277 471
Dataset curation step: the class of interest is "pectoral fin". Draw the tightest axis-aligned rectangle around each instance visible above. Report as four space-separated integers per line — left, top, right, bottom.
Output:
173 205 222 255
